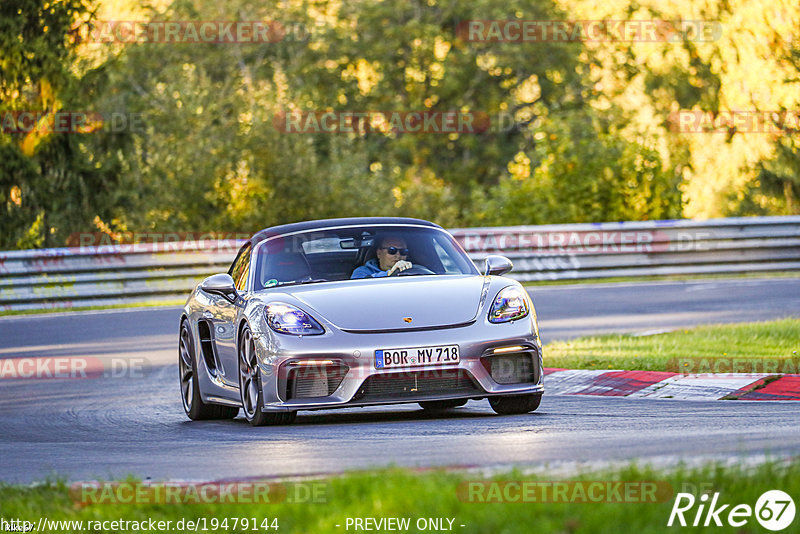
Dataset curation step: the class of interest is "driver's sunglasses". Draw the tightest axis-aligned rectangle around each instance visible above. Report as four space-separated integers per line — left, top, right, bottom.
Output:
381 246 409 256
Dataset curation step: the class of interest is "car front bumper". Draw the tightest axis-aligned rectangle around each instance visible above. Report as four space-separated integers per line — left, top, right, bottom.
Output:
253 318 544 412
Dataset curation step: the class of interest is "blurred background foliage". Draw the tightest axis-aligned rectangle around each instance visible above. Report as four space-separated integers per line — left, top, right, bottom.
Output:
1 0 798 248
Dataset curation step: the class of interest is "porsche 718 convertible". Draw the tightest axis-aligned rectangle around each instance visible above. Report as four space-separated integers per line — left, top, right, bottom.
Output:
179 217 544 425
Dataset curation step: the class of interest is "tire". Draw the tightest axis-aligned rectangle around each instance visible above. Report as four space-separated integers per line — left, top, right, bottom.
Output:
489 393 542 415
179 320 239 420
419 399 468 410
238 325 297 426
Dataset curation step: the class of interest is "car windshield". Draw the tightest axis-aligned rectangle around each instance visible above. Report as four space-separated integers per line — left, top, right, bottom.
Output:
251 225 478 290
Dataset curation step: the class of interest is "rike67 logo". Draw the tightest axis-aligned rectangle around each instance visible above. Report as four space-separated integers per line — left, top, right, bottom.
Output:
668 490 795 531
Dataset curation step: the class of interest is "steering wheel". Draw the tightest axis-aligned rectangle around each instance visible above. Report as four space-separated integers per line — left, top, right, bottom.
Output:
397 265 436 276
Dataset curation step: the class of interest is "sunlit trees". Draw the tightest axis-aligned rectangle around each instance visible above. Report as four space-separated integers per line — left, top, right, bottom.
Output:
0 0 134 248
2 0 797 249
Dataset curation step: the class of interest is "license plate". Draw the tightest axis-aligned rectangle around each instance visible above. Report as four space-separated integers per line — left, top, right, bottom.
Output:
374 345 460 369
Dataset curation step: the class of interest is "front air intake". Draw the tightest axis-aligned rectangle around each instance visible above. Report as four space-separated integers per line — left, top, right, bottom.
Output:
285 363 347 400
490 354 534 384
482 348 539 385
352 369 481 402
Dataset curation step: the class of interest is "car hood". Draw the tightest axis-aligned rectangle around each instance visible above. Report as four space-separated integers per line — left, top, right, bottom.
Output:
277 275 486 331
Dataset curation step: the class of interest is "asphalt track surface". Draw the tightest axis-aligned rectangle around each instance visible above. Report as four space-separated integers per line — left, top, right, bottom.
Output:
1 278 798 483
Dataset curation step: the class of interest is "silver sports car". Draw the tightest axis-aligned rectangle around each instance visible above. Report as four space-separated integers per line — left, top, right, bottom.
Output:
179 217 544 425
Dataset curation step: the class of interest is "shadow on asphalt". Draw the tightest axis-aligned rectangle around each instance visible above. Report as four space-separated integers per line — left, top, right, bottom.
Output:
178 405 547 430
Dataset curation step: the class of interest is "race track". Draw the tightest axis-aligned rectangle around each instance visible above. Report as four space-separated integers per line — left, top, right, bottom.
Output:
1 278 798 483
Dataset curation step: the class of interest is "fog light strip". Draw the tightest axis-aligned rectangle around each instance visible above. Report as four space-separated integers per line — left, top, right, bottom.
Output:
492 345 526 354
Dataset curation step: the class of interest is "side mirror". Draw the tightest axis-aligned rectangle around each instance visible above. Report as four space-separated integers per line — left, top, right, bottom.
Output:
200 273 238 301
484 255 513 276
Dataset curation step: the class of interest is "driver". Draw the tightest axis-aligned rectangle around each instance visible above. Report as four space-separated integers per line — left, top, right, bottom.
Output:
351 236 412 278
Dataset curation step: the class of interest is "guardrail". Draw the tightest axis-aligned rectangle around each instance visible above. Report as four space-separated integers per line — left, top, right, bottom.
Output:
449 215 800 282
1 216 799 311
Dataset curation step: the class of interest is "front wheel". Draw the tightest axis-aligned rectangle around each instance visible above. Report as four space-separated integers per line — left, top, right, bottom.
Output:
179 320 238 420
238 325 296 426
489 393 542 415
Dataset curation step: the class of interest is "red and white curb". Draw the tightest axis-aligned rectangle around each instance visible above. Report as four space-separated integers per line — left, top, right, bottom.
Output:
543 368 800 400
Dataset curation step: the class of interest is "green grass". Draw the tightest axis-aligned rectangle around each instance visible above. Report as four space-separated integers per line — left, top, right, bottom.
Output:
2 460 799 533
524 270 800 287
0 299 185 317
544 318 800 372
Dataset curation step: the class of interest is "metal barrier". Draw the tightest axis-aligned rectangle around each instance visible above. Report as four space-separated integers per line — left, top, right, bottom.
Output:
1 216 799 311
450 215 800 282
0 241 243 312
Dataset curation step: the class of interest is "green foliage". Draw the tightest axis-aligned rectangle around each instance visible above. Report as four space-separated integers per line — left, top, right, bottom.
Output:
93 0 588 233
0 0 132 248
0 0 92 102
475 109 683 224
755 136 800 214
95 0 686 235
2 0 798 249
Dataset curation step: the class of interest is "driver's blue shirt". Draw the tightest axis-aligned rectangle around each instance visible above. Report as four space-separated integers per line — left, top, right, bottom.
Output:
351 258 389 279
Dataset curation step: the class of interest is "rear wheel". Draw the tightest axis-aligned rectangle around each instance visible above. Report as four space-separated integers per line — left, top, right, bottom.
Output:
238 325 296 426
179 321 238 420
419 399 468 411
489 393 542 415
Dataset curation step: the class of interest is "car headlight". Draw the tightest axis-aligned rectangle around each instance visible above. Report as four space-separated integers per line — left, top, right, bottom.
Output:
265 304 325 335
488 286 530 323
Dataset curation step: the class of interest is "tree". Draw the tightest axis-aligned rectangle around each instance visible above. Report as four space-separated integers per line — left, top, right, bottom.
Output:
0 0 131 248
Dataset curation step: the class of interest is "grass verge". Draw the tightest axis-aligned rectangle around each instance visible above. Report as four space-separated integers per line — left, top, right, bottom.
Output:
544 318 800 372
1 460 799 533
